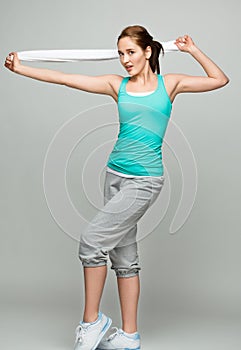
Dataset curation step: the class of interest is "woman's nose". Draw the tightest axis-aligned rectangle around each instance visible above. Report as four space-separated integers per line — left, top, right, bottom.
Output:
123 54 129 63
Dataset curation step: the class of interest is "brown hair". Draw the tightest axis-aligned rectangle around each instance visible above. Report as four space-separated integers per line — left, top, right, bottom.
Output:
117 25 164 74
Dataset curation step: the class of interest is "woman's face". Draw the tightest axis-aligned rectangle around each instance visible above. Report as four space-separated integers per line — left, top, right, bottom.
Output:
117 37 150 76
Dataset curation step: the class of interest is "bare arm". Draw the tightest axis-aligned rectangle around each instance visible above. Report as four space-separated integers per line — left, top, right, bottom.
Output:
4 52 121 98
164 35 229 101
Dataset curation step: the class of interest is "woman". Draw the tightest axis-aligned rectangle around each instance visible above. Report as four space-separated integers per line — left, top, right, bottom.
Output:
4 25 229 350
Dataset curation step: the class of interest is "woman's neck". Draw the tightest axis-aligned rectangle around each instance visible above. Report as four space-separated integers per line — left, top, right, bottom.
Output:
128 69 158 91
129 67 157 85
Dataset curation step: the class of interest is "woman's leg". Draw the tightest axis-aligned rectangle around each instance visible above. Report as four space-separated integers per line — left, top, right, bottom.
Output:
83 265 107 323
109 225 141 333
117 275 140 333
79 173 164 326
74 265 112 350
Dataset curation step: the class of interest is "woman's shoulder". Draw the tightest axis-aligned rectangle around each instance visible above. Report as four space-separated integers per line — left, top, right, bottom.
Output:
163 73 184 80
162 73 185 91
162 73 188 103
163 73 189 85
106 74 126 94
105 74 125 82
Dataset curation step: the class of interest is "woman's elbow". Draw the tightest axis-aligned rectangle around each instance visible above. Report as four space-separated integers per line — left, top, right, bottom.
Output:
219 75 230 88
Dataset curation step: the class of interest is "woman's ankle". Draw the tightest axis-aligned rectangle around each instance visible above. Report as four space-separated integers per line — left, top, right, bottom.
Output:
83 311 99 324
122 325 138 334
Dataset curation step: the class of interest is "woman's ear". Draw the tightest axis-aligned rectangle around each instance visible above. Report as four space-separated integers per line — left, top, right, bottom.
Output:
145 45 152 60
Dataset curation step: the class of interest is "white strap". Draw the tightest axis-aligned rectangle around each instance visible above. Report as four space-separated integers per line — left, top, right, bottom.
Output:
17 40 178 62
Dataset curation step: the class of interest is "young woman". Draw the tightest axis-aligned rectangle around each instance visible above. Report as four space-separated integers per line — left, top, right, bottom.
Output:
5 25 229 350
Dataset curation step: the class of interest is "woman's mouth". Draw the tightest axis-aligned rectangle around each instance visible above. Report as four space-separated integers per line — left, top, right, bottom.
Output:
126 65 133 72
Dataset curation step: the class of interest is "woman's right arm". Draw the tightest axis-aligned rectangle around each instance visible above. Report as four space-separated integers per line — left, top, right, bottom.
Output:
4 52 122 98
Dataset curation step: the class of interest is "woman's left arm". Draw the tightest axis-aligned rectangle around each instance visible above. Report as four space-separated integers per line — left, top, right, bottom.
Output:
167 35 229 97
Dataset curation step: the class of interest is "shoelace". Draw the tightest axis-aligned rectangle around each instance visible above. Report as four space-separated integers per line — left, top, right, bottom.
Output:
107 327 122 341
75 324 87 344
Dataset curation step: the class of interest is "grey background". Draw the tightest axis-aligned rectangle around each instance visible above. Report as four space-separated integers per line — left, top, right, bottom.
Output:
1 0 240 349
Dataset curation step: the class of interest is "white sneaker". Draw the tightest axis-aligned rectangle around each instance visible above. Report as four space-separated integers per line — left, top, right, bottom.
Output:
96 327 141 350
74 312 112 350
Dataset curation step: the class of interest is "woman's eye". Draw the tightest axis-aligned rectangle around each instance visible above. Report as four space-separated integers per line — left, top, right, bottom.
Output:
129 51 135 55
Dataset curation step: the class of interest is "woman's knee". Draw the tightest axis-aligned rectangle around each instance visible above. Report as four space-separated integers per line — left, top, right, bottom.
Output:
109 244 141 278
78 233 108 267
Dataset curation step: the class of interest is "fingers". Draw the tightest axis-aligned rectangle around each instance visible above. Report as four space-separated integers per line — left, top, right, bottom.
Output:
4 51 17 68
5 56 12 66
8 52 16 61
11 52 19 60
174 35 194 52
175 35 189 45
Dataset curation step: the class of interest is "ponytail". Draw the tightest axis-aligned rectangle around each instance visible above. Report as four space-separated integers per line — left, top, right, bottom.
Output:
149 41 164 74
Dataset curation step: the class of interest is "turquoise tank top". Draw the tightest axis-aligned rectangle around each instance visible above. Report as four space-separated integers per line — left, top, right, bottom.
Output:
107 74 172 176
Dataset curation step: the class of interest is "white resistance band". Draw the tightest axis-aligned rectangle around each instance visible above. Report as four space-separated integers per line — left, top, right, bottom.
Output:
15 40 179 71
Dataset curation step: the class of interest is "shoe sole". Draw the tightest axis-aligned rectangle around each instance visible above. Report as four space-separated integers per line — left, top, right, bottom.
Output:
113 348 140 350
97 347 140 350
117 348 140 350
92 317 112 350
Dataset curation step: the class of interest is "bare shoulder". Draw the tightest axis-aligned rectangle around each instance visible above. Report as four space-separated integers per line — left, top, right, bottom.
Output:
163 73 186 86
163 73 188 102
106 74 124 101
107 74 124 89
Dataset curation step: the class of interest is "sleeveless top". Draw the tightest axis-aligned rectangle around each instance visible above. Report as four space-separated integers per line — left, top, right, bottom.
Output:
106 74 172 177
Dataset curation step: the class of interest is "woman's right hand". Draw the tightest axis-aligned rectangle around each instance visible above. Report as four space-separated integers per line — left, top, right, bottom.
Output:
4 52 21 72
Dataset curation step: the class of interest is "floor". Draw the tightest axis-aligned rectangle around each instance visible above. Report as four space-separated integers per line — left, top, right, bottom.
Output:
1 302 241 350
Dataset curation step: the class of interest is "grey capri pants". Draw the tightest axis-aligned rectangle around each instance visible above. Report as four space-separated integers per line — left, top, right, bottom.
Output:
78 170 165 278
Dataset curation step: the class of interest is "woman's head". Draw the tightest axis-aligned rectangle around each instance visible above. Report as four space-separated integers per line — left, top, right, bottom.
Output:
117 25 164 75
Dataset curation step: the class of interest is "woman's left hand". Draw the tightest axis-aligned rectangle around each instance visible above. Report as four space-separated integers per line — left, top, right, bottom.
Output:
174 35 196 53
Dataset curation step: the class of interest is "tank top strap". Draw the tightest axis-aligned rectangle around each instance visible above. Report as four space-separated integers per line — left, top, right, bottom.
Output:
157 74 172 109
118 76 129 95
157 74 164 91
